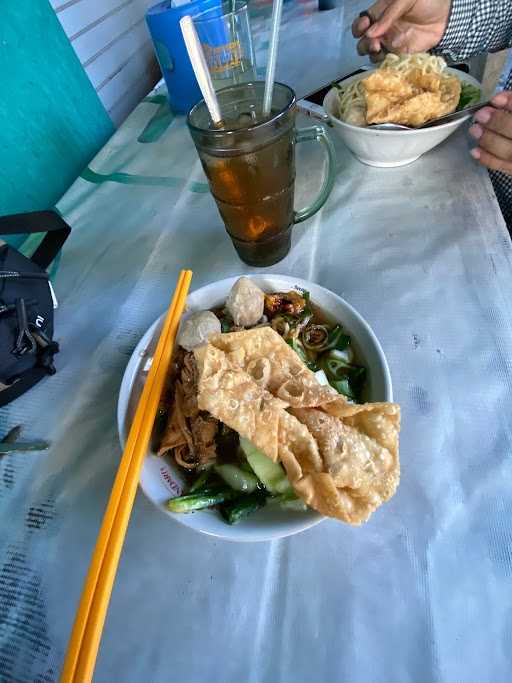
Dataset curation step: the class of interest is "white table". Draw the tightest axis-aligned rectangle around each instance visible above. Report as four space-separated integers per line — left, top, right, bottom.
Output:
1 2 512 682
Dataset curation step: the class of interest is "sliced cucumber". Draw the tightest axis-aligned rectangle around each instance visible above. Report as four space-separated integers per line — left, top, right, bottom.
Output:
268 491 308 512
240 438 292 495
279 491 308 512
326 347 354 364
167 489 234 512
214 464 259 493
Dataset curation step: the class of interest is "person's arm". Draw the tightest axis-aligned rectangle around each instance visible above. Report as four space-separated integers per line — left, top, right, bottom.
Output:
353 1 512 60
351 1 512 175
436 0 512 61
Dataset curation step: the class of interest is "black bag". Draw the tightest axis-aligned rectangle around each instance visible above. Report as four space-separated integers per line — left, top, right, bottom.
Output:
0 210 71 407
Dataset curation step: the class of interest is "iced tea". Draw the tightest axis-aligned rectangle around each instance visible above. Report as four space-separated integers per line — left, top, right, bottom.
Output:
188 82 335 266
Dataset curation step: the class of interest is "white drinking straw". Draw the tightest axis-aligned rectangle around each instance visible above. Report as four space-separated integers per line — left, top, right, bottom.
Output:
180 15 223 125
262 0 284 115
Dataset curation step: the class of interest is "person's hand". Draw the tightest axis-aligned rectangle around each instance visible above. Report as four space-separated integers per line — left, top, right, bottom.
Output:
470 93 512 174
352 0 451 62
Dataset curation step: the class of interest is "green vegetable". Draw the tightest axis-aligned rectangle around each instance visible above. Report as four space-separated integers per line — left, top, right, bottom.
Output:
1 425 22 444
271 491 308 512
241 438 292 495
188 470 212 493
457 83 481 111
322 357 365 380
321 356 366 401
0 440 49 454
326 347 354 364
221 318 233 333
286 338 318 371
220 490 268 525
330 378 356 400
167 489 235 513
303 325 350 354
324 326 351 352
214 464 259 493
286 337 307 362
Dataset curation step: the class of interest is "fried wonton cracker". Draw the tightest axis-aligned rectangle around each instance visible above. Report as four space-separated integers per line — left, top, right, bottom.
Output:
195 342 286 460
205 327 341 408
289 406 400 524
195 328 401 525
363 66 461 127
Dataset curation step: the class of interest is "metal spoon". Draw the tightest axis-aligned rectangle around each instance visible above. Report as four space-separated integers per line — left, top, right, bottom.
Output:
419 100 490 128
369 122 412 131
369 100 490 131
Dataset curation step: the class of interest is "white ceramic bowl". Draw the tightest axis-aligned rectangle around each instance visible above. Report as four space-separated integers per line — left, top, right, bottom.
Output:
117 275 393 542
323 68 481 167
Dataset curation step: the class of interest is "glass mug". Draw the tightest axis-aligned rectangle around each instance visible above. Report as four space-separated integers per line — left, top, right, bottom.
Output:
187 81 336 266
193 0 256 90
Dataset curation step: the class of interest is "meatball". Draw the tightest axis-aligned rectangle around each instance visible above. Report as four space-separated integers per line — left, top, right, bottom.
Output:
177 311 221 351
225 277 265 327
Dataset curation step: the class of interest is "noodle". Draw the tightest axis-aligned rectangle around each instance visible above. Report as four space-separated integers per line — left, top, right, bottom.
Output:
160 353 220 470
336 79 367 126
335 53 453 127
379 52 447 75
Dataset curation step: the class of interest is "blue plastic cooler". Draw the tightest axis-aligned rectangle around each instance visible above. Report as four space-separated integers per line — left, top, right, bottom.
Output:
146 0 221 114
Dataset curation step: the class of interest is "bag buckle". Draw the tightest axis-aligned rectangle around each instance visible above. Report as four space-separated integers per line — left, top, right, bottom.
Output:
12 298 37 356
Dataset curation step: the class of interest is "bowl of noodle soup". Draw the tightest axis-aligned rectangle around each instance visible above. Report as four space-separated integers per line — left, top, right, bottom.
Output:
323 53 482 167
117 274 394 542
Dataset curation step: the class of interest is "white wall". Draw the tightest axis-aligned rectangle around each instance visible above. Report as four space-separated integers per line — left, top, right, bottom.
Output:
51 0 160 126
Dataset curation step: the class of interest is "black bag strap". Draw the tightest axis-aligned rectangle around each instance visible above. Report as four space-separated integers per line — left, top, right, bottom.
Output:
0 367 49 408
0 210 71 270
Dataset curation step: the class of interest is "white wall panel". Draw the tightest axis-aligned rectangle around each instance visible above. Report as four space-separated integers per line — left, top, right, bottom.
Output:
52 0 159 126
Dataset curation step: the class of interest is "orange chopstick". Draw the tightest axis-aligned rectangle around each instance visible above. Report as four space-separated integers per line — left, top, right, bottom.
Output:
60 270 192 683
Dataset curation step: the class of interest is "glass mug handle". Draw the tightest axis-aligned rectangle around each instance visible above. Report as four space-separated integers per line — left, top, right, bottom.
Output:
293 125 336 224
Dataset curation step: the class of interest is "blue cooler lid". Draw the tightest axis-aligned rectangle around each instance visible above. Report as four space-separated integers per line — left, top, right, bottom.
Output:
146 0 222 114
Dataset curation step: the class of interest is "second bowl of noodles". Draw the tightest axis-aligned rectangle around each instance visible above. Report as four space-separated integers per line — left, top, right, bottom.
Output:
323 53 482 167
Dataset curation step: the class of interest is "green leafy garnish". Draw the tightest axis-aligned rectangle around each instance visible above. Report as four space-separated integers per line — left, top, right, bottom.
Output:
457 83 481 111
221 317 233 333
323 325 351 353
286 338 318 371
320 356 366 402
330 378 356 400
